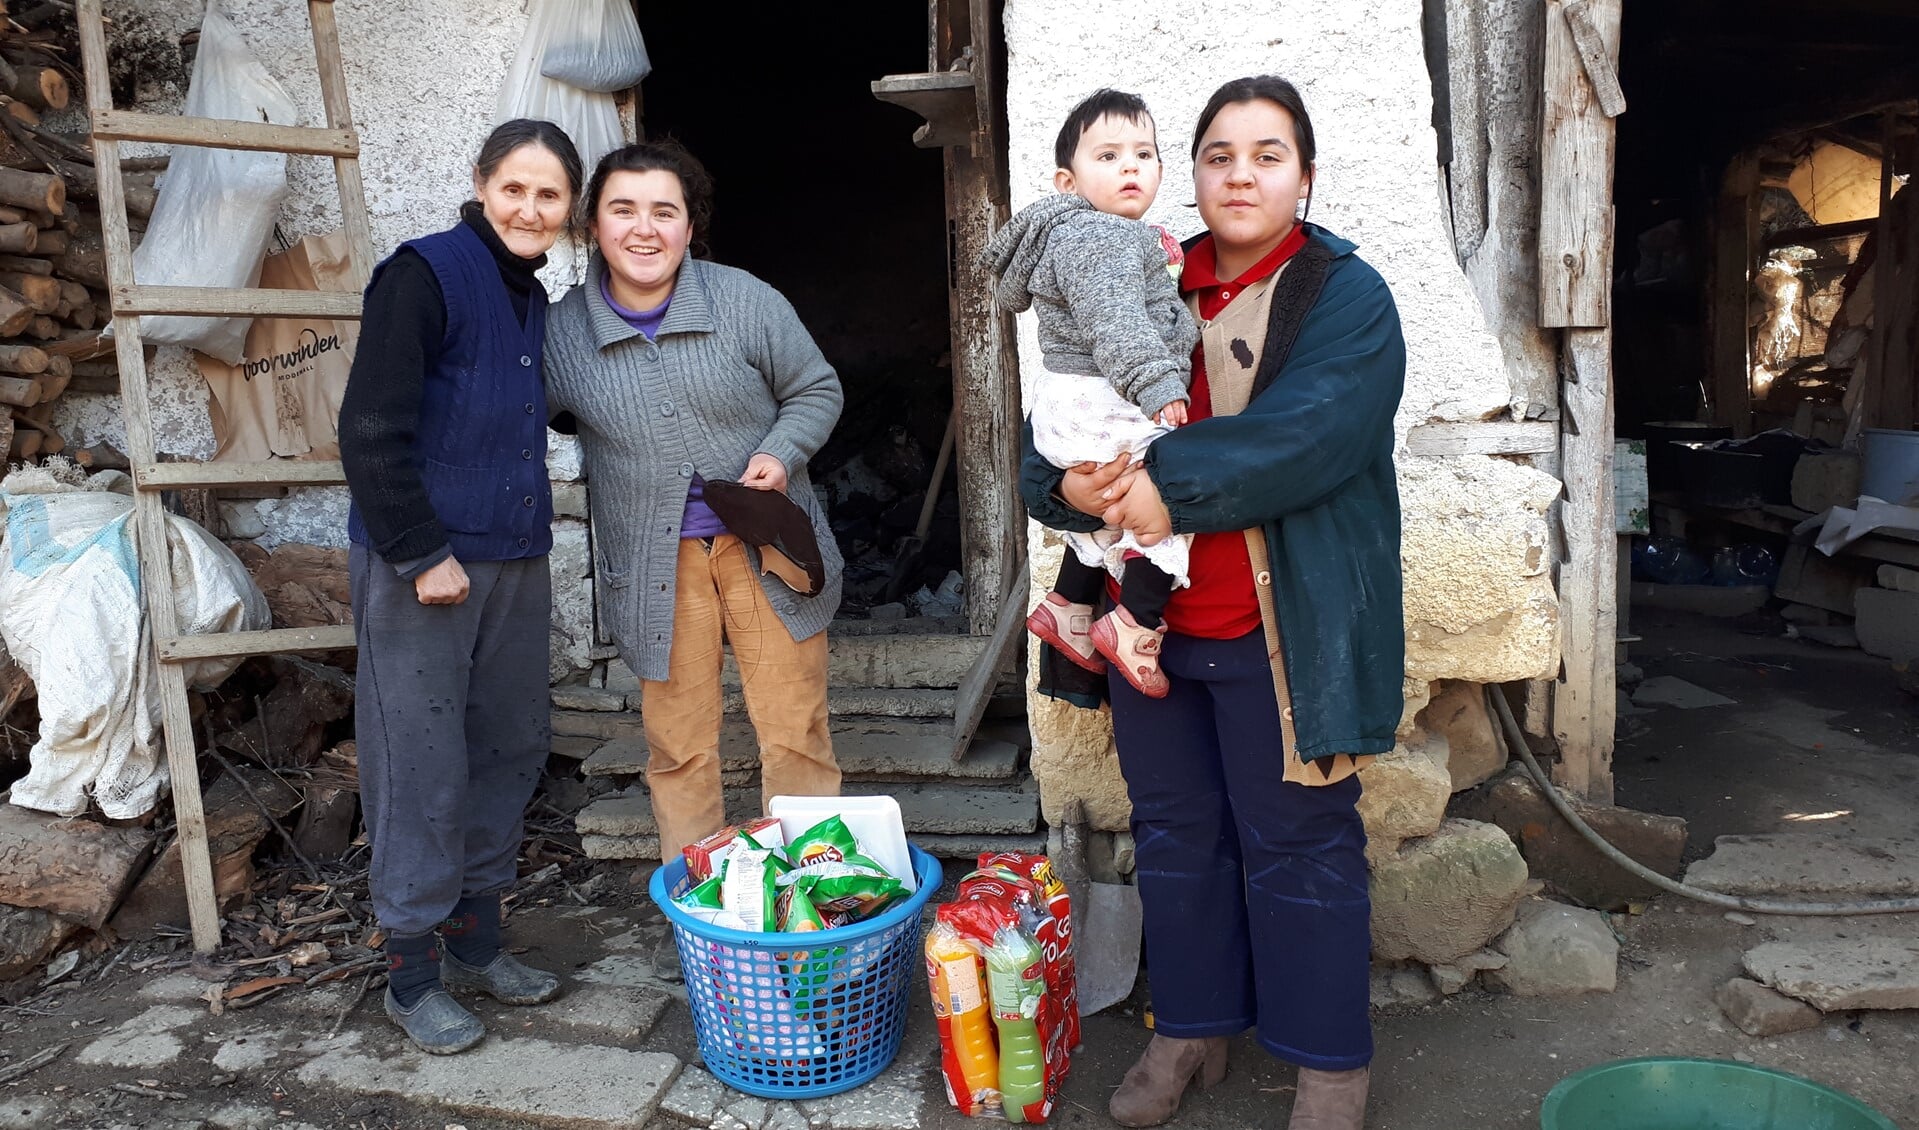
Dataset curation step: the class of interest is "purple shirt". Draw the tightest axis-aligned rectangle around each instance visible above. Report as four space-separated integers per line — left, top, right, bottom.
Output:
600 274 728 539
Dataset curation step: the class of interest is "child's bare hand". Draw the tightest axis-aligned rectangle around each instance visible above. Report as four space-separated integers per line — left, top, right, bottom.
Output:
1155 400 1189 427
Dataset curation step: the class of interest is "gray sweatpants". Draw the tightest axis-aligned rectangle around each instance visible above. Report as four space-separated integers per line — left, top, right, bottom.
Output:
350 545 552 937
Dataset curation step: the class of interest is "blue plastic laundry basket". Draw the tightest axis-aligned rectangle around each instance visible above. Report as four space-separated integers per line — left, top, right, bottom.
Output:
649 845 943 1099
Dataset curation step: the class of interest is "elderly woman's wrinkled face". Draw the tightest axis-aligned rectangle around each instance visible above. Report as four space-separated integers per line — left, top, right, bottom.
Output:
471 143 573 260
593 169 692 308
1194 99 1312 258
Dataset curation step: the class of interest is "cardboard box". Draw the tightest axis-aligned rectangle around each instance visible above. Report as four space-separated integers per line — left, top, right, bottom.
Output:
683 816 784 882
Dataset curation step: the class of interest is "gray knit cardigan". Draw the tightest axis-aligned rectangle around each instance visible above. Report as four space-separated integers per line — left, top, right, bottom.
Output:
544 256 845 682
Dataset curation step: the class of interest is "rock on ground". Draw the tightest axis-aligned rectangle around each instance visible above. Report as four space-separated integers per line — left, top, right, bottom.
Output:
1370 818 1529 965
1743 939 1919 1012
1486 898 1618 996
1453 767 1687 911
1715 977 1824 1037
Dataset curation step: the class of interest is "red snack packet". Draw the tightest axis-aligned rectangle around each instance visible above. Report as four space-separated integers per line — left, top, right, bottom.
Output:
976 852 1081 1052
682 815 783 882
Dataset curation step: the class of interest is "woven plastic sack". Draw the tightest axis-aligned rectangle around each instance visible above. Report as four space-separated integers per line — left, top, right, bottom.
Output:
540 0 651 93
119 9 297 365
494 0 623 171
0 464 268 819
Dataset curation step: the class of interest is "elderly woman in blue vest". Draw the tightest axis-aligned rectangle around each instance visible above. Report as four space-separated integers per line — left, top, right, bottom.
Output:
1025 77 1404 1129
339 119 582 1055
544 141 844 865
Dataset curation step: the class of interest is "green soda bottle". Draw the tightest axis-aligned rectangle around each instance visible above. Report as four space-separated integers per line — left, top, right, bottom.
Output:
984 924 1047 1123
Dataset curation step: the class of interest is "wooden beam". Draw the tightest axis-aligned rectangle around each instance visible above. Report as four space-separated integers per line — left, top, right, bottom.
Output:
950 554 1026 762
157 625 355 663
90 109 358 158
1406 420 1559 456
109 284 362 320
1538 0 1620 328
871 73 978 149
135 460 347 491
1541 0 1621 803
305 0 375 294
1562 0 1626 118
1710 154 1759 436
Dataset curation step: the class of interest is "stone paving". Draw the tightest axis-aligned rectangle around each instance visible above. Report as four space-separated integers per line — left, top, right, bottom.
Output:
26 902 931 1130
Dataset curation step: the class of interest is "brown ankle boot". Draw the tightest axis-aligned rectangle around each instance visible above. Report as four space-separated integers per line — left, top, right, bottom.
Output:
1109 1035 1229 1127
1287 1065 1370 1129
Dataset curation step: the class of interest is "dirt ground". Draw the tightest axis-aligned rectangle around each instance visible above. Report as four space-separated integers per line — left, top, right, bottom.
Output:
0 608 1913 1129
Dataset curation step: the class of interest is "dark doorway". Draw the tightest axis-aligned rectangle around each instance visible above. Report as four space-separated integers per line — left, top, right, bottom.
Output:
634 4 962 617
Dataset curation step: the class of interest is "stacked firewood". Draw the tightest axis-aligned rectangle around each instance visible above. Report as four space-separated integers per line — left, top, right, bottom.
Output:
0 3 144 465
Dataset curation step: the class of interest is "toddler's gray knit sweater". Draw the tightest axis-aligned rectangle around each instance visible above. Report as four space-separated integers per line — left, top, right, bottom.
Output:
985 194 1198 420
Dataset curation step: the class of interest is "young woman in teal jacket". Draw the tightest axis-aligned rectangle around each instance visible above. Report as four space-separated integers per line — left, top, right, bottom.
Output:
1023 76 1406 1130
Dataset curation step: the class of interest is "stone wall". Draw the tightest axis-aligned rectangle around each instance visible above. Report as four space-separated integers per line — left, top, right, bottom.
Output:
1005 0 1562 830
56 0 599 683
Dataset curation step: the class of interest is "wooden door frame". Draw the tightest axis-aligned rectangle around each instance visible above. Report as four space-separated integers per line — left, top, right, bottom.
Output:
1540 0 1623 803
876 0 1021 636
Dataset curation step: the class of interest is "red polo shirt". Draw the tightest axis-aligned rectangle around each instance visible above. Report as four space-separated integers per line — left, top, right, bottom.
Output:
1129 226 1309 639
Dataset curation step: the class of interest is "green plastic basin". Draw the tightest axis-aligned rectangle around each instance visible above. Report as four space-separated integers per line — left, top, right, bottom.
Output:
1540 1058 1899 1130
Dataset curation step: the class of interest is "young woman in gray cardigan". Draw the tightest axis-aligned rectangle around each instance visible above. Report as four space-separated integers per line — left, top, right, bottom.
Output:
544 142 845 862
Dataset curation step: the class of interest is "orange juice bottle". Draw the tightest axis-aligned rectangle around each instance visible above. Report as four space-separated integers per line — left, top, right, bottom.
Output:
926 920 999 1115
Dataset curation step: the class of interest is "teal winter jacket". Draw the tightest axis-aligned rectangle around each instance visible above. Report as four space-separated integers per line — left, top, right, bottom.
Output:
1021 224 1406 762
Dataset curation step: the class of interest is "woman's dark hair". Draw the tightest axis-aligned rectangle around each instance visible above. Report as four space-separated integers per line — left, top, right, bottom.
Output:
474 118 585 201
1190 76 1317 218
585 139 716 258
1054 88 1153 170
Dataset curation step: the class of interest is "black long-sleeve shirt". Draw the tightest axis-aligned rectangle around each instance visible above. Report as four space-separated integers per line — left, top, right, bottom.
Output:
338 203 545 571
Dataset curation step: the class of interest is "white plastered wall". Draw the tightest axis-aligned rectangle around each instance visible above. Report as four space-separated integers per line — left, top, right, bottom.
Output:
55 0 598 680
1005 0 1562 828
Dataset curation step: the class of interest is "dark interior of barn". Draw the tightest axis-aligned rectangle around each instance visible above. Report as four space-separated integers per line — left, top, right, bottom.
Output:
633 4 962 617
1612 1 1919 687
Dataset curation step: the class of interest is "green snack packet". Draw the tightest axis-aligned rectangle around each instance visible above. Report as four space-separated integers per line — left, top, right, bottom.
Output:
787 815 891 877
677 872 725 910
739 829 793 876
776 885 829 933
790 867 905 922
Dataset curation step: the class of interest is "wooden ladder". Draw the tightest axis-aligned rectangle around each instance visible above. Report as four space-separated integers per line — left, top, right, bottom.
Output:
75 0 373 951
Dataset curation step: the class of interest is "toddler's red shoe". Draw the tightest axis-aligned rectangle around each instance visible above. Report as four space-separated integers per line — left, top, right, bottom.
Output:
1026 592 1107 674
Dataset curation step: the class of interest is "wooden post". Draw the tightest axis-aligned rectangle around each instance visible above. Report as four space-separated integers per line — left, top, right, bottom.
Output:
938 0 1020 635
1541 0 1621 803
1710 154 1758 435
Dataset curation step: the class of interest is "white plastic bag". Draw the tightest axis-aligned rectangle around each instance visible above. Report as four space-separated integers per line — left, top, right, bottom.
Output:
541 0 651 93
122 8 297 365
494 0 624 171
0 464 269 819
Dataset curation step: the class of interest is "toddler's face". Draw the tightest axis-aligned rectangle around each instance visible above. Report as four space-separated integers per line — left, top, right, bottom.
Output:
1056 112 1163 220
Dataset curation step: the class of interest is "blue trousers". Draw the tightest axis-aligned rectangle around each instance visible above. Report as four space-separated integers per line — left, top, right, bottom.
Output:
1109 627 1373 1070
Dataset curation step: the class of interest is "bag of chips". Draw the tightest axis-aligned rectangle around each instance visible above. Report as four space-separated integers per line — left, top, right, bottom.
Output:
786 815 890 876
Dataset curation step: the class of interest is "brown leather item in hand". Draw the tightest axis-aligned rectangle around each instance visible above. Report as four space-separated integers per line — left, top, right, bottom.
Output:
701 478 827 597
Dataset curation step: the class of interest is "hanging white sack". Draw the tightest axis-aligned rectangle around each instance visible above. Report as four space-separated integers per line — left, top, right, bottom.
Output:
494 0 624 172
117 8 297 364
0 465 269 820
540 0 652 92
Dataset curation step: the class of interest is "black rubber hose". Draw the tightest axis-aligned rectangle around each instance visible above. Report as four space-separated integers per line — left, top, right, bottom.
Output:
1486 686 1919 916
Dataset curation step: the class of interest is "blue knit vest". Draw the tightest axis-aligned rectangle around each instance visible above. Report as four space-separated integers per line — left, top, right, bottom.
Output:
347 222 552 562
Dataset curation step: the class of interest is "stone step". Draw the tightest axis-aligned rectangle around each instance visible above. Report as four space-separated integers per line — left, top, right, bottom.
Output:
571 716 1022 782
555 685 998 719
577 778 1041 844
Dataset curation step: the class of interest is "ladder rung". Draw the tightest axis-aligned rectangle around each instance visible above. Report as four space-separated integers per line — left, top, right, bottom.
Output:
159 625 356 663
112 285 362 320
92 109 359 157
136 460 346 490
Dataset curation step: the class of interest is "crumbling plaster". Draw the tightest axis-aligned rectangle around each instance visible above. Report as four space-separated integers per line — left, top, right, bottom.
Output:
1005 0 1561 828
